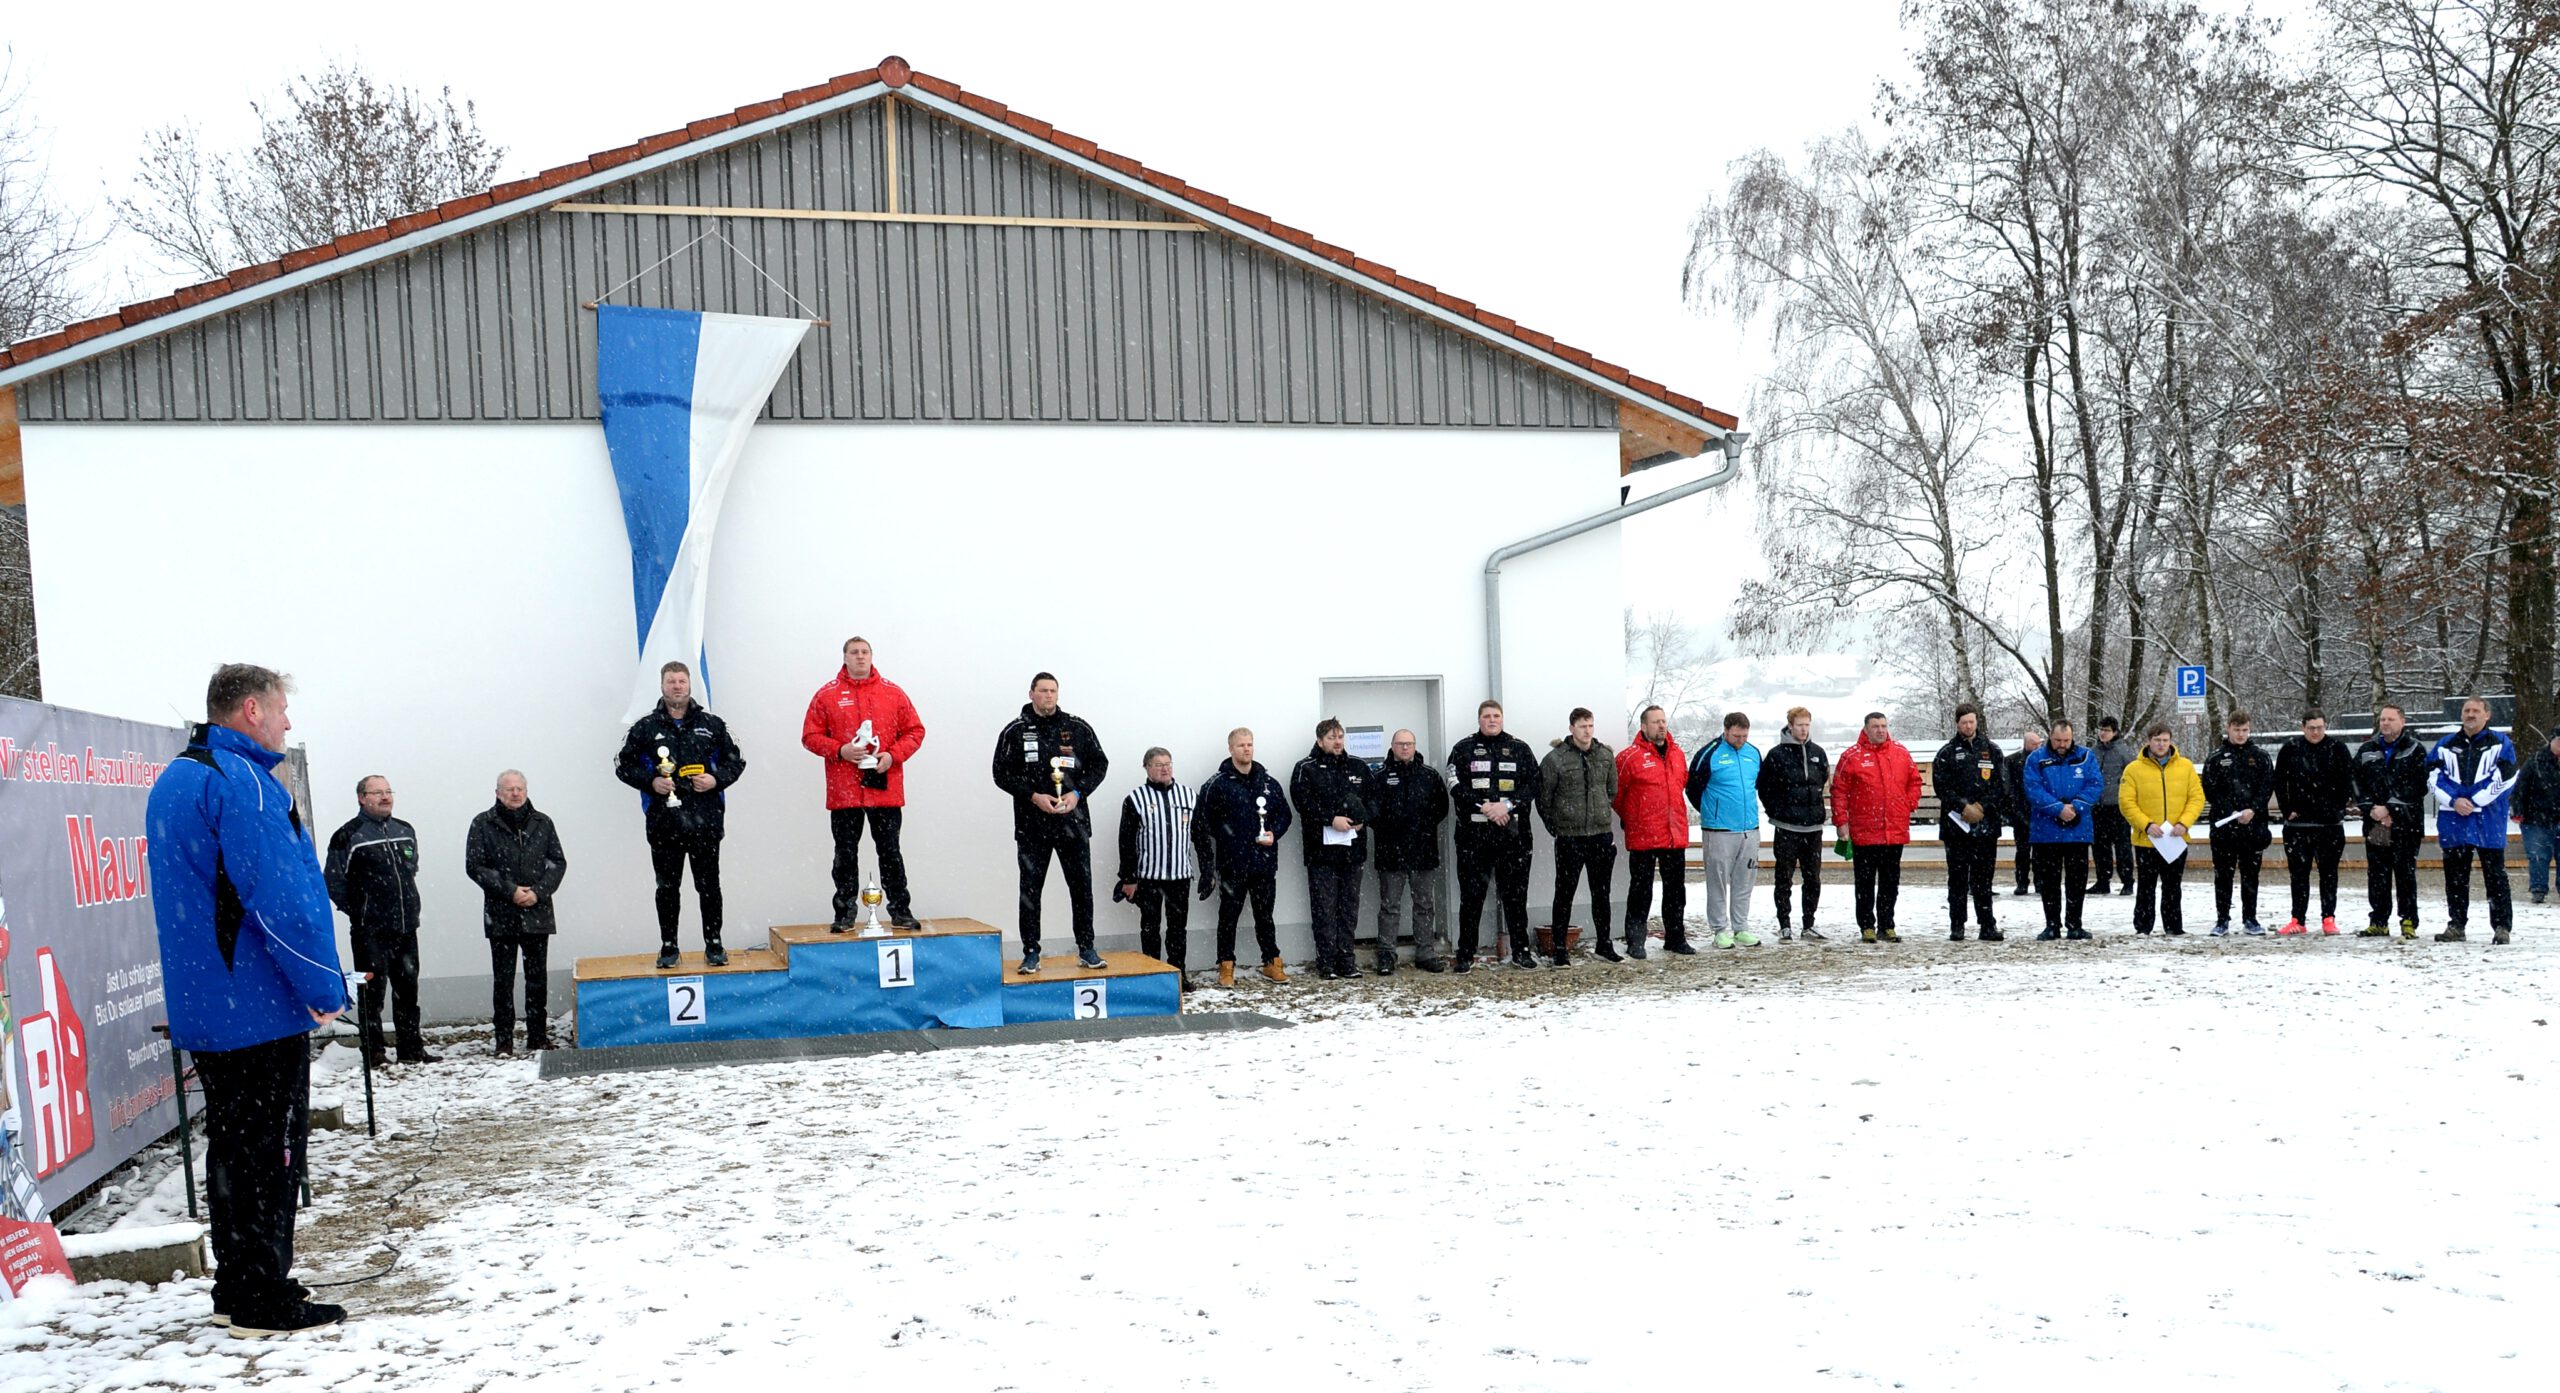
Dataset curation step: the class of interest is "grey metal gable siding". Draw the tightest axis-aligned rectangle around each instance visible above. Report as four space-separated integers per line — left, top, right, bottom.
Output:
20 102 1612 430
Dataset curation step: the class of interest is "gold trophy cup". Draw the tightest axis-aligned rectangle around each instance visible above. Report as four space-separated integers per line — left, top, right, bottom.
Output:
655 744 682 808
859 873 888 936
1050 755 1069 806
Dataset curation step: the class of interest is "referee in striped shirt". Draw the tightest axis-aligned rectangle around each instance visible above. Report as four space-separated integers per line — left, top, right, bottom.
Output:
1117 747 1199 990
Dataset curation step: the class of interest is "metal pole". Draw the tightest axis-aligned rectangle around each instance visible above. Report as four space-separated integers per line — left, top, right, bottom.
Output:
1483 437 1746 704
158 1025 197 1221
360 1033 377 1137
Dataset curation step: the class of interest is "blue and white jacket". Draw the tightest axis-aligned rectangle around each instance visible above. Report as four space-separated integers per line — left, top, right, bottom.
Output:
1686 737 1764 834
2430 727 2518 851
145 724 348 1052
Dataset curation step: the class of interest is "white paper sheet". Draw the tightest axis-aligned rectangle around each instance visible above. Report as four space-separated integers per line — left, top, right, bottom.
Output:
1323 825 1359 847
2150 828 2190 861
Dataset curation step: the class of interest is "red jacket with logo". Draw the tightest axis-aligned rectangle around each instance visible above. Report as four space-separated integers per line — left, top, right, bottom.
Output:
800 668 927 809
1612 734 1692 851
1831 735 1921 847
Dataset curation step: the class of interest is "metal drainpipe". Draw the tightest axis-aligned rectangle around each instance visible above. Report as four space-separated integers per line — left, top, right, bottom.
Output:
1483 433 1747 704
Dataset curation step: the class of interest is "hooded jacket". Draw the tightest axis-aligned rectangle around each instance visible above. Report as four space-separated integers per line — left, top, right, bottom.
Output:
991 703 1109 845
145 723 348 1053
1931 733 2008 841
1687 735 1764 834
615 701 746 843
464 800 569 937
2093 734 2137 807
2273 734 2356 826
800 666 927 810
1368 754 1451 872
1194 760 1293 879
2118 745 2206 831
2430 726 2518 851
2519 746 2560 827
1538 736 1618 839
1831 734 1920 847
2022 742 2102 845
1615 734 1692 852
1290 743 1376 868
1757 731 1831 832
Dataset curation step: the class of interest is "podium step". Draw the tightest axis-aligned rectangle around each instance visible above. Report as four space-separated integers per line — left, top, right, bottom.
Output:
572 917 1005 1048
1000 951 1182 1024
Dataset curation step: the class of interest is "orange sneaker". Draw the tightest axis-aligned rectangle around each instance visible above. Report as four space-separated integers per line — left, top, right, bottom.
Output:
2278 918 2306 935
2320 917 2340 935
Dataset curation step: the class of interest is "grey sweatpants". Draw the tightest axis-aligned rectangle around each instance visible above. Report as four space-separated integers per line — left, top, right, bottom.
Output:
1700 829 1757 932
1376 867 1442 966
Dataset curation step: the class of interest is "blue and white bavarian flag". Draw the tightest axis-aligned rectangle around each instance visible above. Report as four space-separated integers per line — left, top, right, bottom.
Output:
596 305 811 719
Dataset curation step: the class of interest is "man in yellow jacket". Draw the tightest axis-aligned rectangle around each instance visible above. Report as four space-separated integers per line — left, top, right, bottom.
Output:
2119 722 2206 936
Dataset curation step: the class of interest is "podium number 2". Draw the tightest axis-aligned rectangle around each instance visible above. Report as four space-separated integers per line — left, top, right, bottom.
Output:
878 941 916 989
1074 980 1109 1020
667 978 707 1026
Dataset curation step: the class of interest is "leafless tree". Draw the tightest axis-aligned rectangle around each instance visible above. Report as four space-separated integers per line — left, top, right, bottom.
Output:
0 48 90 348
1624 606 1725 748
0 504 35 698
114 62 504 280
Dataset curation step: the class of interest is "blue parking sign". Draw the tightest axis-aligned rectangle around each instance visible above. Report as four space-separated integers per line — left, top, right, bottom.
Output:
2176 666 2207 699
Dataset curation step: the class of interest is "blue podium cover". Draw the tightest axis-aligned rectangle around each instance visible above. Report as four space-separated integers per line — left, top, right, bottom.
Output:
1000 966 1181 1024
574 928 1002 1049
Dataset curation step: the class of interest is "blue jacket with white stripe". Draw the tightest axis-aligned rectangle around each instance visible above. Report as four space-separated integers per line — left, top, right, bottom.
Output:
2430 727 2518 851
145 723 348 1053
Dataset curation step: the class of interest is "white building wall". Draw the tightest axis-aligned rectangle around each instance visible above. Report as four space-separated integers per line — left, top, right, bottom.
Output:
23 421 1626 1014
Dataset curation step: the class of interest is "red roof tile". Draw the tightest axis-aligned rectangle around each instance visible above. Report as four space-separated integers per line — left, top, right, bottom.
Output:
0 57 1735 431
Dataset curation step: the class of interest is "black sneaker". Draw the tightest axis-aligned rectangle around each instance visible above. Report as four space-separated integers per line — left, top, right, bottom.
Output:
1549 956 1572 970
1663 939 1698 956
703 942 729 968
1593 939 1623 963
2436 926 2468 943
1077 946 1106 969
1374 962 1396 977
654 946 680 970
396 1051 441 1065
2492 927 2511 945
1627 939 1650 959
1415 959 1449 974
890 912 924 930
1018 951 1043 975
2037 927 2061 940
2066 927 2094 940
1316 966 1339 981
1178 975 1196 995
230 1299 347 1339
1979 927 2005 942
2163 927 2185 937
828 920 856 935
1950 927 1968 942
1510 950 1540 970
1452 956 1475 974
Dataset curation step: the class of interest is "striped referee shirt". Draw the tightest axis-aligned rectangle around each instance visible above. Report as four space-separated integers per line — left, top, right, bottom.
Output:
1122 780 1198 880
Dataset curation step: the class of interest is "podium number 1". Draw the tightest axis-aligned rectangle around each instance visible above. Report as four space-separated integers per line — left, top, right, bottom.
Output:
1074 980 1109 1020
878 941 916 989
667 977 707 1026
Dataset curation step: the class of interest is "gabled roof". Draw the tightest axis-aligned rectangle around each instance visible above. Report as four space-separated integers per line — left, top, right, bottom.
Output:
0 56 1734 459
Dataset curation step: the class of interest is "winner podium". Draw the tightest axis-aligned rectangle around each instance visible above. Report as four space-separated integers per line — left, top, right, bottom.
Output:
573 918 1180 1049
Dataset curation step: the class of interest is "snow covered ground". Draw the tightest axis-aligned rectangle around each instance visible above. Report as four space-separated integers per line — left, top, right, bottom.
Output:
7 886 2558 1391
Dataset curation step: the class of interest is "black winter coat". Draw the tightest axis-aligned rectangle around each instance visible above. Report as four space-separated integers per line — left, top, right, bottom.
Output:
990 705 1109 845
1930 735 2008 840
464 801 568 937
2353 733 2431 822
1367 755 1449 872
1194 761 1292 880
2001 747 2039 826
2274 735 2356 825
2520 748 2560 827
615 702 745 843
1757 736 1831 830
2199 740 2275 823
1446 731 1540 847
325 813 420 942
1289 744 1375 868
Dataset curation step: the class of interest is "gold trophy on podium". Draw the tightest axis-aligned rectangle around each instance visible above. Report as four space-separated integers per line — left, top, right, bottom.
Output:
655 744 682 808
859 872 888 937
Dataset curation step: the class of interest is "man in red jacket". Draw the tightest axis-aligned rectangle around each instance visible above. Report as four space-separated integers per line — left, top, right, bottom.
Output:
1611 704 1692 959
1831 710 1921 943
801 637 927 931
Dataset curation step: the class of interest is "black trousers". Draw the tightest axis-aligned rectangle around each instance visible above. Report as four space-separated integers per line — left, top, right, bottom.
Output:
192 1033 311 1318
1309 862 1364 972
1133 878 1191 969
1770 829 1821 929
1549 833 1617 951
490 935 551 1045
2132 846 2188 933
1016 838 1095 953
349 929 422 1059
2011 818 2035 890
829 806 912 921
1945 832 2000 930
650 837 724 945
1216 871 1280 964
1624 847 1689 946
2035 843 2090 931
2211 821 2270 923
1454 829 1534 960
2284 824 2343 921
2364 825 2421 927
2093 807 2135 890
1852 843 1906 932
2444 845 2513 930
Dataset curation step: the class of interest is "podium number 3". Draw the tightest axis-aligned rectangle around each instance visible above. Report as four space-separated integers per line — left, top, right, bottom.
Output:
667 978 707 1026
1074 980 1109 1020
879 941 916 989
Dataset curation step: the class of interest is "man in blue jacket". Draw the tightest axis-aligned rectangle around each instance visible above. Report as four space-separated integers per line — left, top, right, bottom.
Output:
1688 712 1764 948
2430 697 2519 943
2023 719 2102 940
145 664 350 1338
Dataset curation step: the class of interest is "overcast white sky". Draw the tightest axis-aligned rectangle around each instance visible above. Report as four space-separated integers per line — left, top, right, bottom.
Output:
27 2 2332 649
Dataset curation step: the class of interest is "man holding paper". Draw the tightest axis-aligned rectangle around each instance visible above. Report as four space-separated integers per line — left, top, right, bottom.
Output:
1931 703 2009 942
2353 704 2429 939
1291 719 1375 980
2199 713 2274 935
2120 723 2204 936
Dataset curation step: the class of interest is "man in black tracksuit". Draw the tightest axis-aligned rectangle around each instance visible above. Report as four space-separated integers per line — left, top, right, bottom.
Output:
1930 704 2008 941
1194 728 1293 983
2003 729 2043 894
1291 720 1375 980
464 770 568 1053
2092 718 2137 893
1756 707 1829 940
1368 730 1450 973
2273 713 2356 933
990 672 1110 973
2198 714 2274 934
1447 700 1541 971
325 775 432 1066
615 661 747 968
2354 704 2431 938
